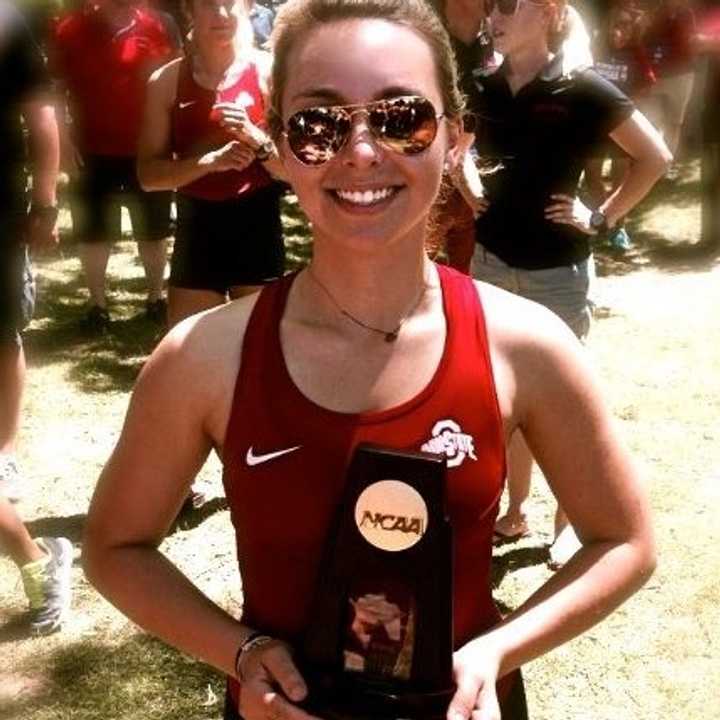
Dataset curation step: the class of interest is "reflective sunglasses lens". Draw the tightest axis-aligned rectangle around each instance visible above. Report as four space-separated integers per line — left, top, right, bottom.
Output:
286 107 350 165
369 97 439 155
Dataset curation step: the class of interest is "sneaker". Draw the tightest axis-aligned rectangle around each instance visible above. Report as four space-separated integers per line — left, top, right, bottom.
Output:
0 454 22 503
20 537 73 635
82 305 111 335
145 298 168 325
607 227 632 252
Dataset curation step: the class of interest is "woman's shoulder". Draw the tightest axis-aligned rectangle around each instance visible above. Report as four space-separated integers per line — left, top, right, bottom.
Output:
142 293 262 404
473 279 583 372
148 55 184 91
472 279 589 423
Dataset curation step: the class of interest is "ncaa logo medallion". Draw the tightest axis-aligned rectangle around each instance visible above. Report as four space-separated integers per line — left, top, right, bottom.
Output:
354 480 429 552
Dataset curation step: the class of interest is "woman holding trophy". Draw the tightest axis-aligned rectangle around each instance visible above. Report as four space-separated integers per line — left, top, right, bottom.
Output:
84 1 655 718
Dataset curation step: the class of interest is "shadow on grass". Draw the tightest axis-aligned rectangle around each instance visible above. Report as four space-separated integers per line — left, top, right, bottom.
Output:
25 513 87 545
17 500 228 560
491 544 550 614
25 197 313 393
1 634 226 720
24 271 164 394
594 163 720 278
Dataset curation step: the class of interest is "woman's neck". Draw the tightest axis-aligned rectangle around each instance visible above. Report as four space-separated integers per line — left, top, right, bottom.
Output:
192 41 239 85
298 239 438 338
505 42 553 94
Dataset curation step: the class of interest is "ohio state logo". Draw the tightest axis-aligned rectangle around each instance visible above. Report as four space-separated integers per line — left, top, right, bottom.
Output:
421 419 477 468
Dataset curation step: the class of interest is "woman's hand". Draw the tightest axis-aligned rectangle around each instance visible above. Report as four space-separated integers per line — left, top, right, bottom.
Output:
446 642 502 720
544 193 596 235
237 639 319 720
214 101 268 149
203 140 256 173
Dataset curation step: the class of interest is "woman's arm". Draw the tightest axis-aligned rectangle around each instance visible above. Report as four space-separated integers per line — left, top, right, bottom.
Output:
602 109 673 226
136 60 255 191
83 316 244 674
545 110 671 233
448 288 656 720
83 307 317 720
249 49 287 181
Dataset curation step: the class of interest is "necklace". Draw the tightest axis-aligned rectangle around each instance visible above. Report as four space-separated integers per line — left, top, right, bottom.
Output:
306 268 428 343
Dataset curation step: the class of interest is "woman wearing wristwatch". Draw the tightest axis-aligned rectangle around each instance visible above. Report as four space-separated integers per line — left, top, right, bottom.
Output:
470 0 671 565
137 0 285 328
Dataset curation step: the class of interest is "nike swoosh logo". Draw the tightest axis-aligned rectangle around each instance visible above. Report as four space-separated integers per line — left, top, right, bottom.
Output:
178 101 196 109
246 445 302 467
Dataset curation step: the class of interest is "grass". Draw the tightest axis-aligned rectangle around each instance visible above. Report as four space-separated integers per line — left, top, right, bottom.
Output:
1 167 720 719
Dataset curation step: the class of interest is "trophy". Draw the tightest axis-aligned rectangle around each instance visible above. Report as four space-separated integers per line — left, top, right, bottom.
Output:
300 444 455 720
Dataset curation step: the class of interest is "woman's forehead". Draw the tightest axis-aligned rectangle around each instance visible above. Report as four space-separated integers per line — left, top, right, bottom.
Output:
283 19 441 106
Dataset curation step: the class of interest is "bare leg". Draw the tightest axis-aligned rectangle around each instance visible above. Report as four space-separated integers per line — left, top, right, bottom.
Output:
0 343 24 454
137 238 169 303
0 495 44 567
167 287 225 329
494 430 532 538
78 240 112 308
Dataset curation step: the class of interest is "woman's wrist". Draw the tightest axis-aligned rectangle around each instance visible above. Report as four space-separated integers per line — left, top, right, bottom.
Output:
234 631 276 681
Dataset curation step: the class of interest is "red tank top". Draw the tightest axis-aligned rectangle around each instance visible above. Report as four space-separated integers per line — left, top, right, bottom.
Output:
171 57 272 201
223 265 508 703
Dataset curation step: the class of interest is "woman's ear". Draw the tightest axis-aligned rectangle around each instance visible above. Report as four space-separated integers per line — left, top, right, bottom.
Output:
445 117 474 173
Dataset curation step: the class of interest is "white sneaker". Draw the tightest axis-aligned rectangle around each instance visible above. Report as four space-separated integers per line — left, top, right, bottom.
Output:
21 537 74 635
0 454 22 503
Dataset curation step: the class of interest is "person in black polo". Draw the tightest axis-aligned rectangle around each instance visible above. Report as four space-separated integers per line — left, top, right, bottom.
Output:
470 0 671 567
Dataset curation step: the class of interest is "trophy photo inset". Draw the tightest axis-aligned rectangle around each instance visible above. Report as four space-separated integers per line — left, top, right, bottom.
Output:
300 444 455 720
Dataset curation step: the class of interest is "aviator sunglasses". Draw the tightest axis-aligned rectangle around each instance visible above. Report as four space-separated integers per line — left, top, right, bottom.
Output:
283 95 444 166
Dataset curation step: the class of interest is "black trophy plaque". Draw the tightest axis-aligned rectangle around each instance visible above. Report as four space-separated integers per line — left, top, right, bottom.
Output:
300 444 454 720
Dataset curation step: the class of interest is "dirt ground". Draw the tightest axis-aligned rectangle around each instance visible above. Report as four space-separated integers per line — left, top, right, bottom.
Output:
1 164 719 720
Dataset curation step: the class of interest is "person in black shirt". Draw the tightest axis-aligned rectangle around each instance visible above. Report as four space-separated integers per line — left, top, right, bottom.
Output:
470 0 670 566
0 0 74 635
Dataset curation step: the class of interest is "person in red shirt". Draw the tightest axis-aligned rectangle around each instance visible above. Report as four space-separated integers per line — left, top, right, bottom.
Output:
84 1 655 718
137 0 284 328
50 0 180 331
585 2 657 207
643 0 697 164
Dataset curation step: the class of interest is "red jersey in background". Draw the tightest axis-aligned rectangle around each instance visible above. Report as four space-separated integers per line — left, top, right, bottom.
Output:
50 5 178 156
645 3 697 77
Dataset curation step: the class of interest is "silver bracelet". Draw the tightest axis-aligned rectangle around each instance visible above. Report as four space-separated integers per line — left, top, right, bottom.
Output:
235 633 276 682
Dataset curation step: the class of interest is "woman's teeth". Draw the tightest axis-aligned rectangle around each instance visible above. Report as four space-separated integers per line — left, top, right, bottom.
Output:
334 187 396 205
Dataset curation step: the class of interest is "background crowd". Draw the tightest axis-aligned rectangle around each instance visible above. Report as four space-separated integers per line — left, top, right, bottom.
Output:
0 0 717 688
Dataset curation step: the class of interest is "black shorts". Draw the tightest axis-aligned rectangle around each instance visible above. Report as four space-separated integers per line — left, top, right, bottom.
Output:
0 216 36 347
170 185 285 293
69 154 173 243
